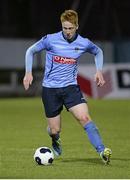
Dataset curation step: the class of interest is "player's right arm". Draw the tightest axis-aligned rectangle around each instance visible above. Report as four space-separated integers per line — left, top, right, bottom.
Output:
23 36 48 90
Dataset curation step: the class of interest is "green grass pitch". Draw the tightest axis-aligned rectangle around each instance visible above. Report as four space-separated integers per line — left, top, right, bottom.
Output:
0 97 130 178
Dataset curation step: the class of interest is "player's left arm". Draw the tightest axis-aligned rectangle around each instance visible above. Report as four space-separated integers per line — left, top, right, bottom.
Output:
94 48 105 87
86 40 105 87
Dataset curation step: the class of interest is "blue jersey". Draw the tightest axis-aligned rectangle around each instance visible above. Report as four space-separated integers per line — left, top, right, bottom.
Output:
25 31 103 88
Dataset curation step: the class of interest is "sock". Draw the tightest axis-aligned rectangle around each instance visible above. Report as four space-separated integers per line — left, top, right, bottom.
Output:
84 121 105 153
51 134 60 141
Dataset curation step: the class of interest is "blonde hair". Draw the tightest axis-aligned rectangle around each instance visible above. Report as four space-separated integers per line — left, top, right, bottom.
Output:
60 10 78 26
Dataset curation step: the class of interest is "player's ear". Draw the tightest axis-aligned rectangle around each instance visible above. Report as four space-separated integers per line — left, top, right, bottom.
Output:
76 25 79 30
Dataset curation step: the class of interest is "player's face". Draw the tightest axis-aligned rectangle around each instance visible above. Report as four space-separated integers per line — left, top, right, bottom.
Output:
62 21 78 39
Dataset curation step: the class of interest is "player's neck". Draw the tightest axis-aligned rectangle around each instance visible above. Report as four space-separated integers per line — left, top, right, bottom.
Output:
62 32 78 43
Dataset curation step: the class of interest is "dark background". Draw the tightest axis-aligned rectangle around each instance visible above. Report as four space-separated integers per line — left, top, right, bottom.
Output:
0 0 130 40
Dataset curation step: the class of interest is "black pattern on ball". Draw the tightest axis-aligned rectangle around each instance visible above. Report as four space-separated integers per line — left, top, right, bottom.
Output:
40 148 51 153
48 158 53 164
35 157 42 165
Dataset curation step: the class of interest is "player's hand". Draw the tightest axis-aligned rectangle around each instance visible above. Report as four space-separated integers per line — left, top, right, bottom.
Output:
94 70 105 87
23 72 33 90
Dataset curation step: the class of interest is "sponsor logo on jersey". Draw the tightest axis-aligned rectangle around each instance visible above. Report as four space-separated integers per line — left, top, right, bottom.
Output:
53 56 76 64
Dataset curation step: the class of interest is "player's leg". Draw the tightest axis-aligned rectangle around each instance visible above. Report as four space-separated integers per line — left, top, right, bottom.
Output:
63 85 111 164
47 115 62 156
69 103 112 164
42 86 63 156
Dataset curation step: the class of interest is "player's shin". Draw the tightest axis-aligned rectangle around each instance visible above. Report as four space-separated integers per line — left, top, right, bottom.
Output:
84 121 105 153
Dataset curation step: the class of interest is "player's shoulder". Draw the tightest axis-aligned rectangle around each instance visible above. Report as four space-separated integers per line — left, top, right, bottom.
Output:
78 34 91 43
45 31 61 39
39 32 61 47
40 31 61 40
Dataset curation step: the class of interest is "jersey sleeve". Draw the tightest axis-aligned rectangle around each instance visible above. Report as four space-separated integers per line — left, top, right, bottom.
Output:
25 35 49 73
86 39 103 71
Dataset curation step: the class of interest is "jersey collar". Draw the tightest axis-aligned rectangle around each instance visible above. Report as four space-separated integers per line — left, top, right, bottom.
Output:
62 32 78 43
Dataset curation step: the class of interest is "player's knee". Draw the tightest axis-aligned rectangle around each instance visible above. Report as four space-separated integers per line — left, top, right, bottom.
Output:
79 114 91 125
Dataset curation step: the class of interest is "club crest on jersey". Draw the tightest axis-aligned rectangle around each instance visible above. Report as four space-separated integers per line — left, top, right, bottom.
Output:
53 56 76 64
75 47 79 52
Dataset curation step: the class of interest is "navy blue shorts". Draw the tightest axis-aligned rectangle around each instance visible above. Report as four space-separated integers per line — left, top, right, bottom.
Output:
42 85 86 118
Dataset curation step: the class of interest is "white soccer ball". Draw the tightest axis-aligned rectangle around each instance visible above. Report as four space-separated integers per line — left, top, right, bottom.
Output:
34 147 54 165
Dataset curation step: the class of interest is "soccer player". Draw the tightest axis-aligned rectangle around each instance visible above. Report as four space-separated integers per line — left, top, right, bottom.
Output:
23 10 112 164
